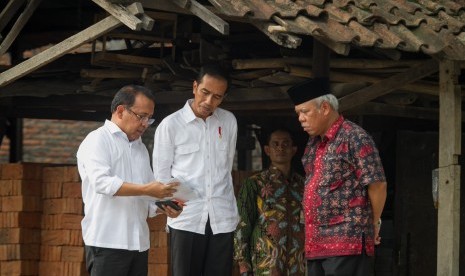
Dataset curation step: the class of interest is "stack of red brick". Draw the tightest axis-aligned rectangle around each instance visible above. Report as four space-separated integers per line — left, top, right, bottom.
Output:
40 166 86 275
0 163 172 275
0 163 43 275
148 215 169 276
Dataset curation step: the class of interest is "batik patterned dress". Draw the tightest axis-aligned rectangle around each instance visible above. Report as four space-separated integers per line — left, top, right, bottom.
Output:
234 167 305 275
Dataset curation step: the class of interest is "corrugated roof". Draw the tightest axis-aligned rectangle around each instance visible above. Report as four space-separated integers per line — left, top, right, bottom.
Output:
208 0 465 59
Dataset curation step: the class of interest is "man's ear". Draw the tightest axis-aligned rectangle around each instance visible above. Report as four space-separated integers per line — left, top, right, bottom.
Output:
193 80 198 95
115 105 125 119
264 145 271 157
321 101 332 116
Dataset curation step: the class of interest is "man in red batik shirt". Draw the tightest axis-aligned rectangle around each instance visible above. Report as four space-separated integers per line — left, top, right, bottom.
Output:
287 78 387 276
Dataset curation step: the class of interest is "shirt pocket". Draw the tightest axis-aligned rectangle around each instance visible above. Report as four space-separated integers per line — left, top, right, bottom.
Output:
174 143 200 168
176 143 199 155
216 141 228 168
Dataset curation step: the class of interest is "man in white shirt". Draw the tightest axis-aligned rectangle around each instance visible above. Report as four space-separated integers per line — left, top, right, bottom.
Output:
77 85 182 276
153 64 239 276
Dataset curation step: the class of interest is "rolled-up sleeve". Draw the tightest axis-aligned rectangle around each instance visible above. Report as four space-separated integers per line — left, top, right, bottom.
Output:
77 131 124 196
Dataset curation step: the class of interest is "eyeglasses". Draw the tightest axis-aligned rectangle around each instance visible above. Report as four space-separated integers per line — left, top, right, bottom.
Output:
125 107 155 125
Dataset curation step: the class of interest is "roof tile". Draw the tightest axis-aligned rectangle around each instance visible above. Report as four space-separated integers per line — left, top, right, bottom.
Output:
208 0 465 59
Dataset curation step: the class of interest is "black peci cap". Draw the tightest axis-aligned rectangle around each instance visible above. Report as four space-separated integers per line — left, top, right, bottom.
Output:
287 78 331 105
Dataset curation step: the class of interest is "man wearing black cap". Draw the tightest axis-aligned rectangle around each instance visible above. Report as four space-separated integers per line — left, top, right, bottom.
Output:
287 78 387 276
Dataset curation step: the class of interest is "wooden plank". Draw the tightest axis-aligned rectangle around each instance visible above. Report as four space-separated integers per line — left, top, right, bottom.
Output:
0 0 42 56
81 68 143 79
345 102 439 120
232 58 419 70
286 65 439 95
93 52 164 67
91 0 144 31
437 59 461 276
338 59 439 111
0 14 125 87
252 21 301 49
172 0 229 35
0 0 26 32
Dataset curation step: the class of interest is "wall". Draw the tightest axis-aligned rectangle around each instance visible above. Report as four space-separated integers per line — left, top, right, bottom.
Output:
0 119 157 165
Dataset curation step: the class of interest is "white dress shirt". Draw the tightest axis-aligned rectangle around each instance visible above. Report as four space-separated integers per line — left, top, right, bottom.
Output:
77 120 156 251
153 100 239 234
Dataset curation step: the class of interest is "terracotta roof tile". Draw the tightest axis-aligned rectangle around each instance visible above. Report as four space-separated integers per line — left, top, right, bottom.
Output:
438 11 465 33
391 8 427 27
347 20 382 47
209 0 465 59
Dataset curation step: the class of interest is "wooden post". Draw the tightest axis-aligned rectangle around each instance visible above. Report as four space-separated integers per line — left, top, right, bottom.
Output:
437 59 461 276
312 40 330 79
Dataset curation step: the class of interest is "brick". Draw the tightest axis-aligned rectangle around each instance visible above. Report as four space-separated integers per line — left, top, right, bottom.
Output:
147 215 167 231
39 261 86 276
148 247 169 264
1 196 42 212
1 260 39 275
62 182 82 198
148 264 168 276
0 244 40 261
42 182 63 199
39 261 62 276
43 198 83 215
42 167 65 183
69 230 84 246
0 228 41 244
41 230 71 246
158 231 168 247
62 261 86 276
0 180 41 196
64 167 80 182
0 212 41 228
40 246 62 261
150 231 169 248
1 163 42 180
42 214 83 230
61 246 84 262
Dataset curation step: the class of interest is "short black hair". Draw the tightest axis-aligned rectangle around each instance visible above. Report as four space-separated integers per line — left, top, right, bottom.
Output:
110 85 155 113
196 63 231 93
266 127 295 145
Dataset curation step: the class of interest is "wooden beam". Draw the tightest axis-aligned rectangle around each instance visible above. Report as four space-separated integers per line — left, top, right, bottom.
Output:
285 65 439 95
437 59 461 276
93 52 165 67
81 69 143 79
0 0 26 32
0 13 127 87
338 59 439 111
232 57 419 70
0 0 42 56
91 0 147 31
345 102 439 120
252 22 302 49
172 0 229 35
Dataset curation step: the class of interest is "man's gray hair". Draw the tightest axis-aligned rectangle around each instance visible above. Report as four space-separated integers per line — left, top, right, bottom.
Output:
314 94 339 112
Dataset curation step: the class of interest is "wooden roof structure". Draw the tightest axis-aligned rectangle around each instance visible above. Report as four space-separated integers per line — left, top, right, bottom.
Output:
0 0 463 121
0 2 463 274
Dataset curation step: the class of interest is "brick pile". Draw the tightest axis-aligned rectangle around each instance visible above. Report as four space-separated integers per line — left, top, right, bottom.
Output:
0 163 174 275
147 215 169 276
39 166 86 276
0 163 43 275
